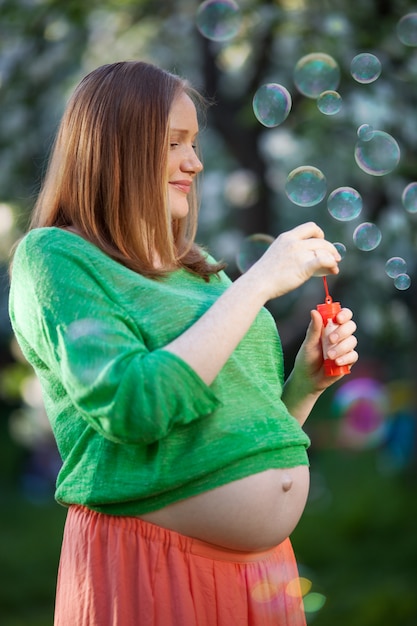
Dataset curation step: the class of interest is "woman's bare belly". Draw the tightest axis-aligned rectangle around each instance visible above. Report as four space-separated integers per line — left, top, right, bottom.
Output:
138 466 310 552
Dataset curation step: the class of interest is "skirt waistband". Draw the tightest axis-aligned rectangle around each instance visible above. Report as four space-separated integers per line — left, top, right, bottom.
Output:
71 505 280 563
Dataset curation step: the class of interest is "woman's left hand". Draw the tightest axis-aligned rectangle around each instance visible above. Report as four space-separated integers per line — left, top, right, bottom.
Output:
294 307 358 393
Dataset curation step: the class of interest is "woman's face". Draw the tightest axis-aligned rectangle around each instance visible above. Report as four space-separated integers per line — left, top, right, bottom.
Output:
167 92 203 220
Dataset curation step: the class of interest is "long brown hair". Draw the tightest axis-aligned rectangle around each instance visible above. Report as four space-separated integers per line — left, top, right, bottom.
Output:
30 61 224 280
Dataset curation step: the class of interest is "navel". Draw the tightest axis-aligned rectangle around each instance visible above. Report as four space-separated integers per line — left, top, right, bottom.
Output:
281 472 293 492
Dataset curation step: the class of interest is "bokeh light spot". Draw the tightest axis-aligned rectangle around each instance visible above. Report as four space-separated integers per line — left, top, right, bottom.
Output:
251 580 280 603
303 592 327 613
333 378 388 450
286 577 312 598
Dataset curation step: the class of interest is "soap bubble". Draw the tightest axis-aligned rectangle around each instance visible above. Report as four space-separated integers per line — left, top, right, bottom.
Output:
397 12 417 46
196 0 241 42
401 182 417 213
293 53 340 99
394 273 411 290
333 242 347 259
357 124 374 141
236 233 274 273
354 130 400 176
350 53 382 84
253 84 292 128
285 166 327 207
327 187 362 221
385 257 407 278
353 222 382 251
316 90 343 115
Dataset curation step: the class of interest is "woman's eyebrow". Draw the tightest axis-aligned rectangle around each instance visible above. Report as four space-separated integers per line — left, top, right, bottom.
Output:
169 128 199 138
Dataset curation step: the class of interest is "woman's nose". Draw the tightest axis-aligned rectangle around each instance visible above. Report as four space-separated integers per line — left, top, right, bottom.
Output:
181 150 203 174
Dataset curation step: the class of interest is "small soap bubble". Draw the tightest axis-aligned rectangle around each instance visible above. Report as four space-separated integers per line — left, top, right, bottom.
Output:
316 90 343 115
350 53 382 84
327 187 362 221
195 0 241 42
353 222 382 251
385 257 407 278
293 52 340 99
285 166 327 207
357 124 374 141
354 130 400 176
236 233 274 273
394 273 411 290
401 182 417 213
333 242 347 259
253 84 292 128
397 12 417 47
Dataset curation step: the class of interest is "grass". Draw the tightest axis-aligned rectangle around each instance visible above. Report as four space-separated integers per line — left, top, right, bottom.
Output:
292 449 417 626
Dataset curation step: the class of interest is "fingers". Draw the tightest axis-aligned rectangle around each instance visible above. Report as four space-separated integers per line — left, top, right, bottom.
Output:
326 311 358 366
292 221 325 240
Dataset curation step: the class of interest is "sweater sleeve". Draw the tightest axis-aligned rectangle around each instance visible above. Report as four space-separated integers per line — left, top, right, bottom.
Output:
9 232 222 445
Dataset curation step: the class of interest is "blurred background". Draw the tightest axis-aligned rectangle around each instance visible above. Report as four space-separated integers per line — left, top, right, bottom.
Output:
1 0 417 624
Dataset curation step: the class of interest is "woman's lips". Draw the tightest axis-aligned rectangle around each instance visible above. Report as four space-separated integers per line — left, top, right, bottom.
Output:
169 180 192 194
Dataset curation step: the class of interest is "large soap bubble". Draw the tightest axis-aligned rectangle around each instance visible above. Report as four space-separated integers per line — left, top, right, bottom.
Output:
293 53 340 99
353 222 382 251
236 233 274 273
397 12 417 46
285 166 327 207
350 53 382 84
385 257 407 278
354 130 400 176
253 83 292 127
196 0 241 42
327 187 362 221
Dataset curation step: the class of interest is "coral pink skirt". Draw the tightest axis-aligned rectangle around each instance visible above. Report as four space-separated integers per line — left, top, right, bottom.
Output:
54 505 306 626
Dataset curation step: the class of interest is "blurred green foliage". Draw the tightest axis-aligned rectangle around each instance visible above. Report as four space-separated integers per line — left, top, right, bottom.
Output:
1 0 417 623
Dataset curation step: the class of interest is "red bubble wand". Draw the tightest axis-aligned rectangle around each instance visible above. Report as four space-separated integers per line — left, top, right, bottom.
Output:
316 277 351 377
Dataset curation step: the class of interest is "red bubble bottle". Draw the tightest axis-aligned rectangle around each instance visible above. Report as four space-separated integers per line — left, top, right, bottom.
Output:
316 277 351 377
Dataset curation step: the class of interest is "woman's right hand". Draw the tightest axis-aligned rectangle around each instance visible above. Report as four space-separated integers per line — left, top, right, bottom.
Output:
248 222 341 301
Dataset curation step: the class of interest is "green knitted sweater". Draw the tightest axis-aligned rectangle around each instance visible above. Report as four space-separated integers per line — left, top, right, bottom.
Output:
9 228 310 515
